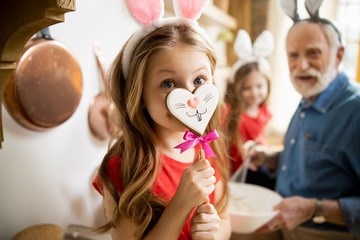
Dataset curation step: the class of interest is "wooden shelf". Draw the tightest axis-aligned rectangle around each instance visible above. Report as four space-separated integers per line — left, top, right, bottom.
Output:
200 4 237 30
164 0 237 30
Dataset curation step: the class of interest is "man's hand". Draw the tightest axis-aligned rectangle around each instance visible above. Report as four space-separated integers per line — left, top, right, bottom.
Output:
256 196 316 233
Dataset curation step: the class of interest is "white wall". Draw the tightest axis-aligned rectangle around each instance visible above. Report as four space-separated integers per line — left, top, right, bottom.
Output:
266 0 300 140
0 0 138 238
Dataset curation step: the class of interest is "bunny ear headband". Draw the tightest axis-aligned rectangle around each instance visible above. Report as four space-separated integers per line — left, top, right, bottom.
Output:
122 0 211 79
229 29 274 83
279 0 342 44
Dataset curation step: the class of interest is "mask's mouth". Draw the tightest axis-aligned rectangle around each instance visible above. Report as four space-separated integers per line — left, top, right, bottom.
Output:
195 111 202 121
186 109 207 122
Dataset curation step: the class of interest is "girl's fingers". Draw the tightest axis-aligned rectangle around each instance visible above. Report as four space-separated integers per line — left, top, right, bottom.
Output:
204 184 215 196
191 231 217 240
191 222 219 232
196 203 217 214
190 204 220 239
199 176 216 187
192 158 211 170
201 167 215 178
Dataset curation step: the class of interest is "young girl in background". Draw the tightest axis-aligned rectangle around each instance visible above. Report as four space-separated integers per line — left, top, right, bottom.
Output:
92 1 230 239
223 29 275 189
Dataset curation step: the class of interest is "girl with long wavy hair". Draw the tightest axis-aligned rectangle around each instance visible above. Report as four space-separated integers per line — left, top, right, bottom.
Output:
92 1 230 239
222 30 275 190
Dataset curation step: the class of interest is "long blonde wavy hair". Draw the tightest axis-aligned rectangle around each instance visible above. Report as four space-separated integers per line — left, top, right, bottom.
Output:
97 24 229 238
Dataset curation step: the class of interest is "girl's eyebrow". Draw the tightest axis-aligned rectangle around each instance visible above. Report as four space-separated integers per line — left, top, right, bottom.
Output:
192 66 210 74
154 66 209 75
153 69 175 75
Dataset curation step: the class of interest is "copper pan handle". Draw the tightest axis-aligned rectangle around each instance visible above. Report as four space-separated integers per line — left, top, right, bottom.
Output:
93 42 107 87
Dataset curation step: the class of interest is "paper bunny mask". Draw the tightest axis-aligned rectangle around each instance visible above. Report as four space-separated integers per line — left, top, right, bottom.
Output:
230 29 274 83
122 0 211 79
279 0 342 44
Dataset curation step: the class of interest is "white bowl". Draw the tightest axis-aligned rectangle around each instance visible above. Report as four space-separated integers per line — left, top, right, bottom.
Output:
228 182 283 234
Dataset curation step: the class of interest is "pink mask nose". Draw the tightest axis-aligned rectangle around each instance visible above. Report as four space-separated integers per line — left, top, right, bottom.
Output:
188 97 200 109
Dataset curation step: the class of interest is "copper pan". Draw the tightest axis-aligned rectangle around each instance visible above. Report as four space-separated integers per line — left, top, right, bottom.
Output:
88 42 114 140
4 28 82 131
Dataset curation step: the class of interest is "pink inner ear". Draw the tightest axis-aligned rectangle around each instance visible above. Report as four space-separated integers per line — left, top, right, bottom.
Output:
178 0 208 19
126 0 163 25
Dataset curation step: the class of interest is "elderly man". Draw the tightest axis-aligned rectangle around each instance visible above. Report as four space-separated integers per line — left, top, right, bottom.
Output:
252 18 360 240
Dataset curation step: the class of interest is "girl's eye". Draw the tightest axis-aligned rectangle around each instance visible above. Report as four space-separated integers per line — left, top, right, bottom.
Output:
194 77 205 86
161 80 175 89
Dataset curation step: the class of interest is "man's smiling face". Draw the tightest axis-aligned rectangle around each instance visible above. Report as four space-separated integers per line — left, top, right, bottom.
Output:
286 22 337 100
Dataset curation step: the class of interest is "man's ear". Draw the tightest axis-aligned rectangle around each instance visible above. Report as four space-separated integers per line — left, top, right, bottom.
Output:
336 46 345 67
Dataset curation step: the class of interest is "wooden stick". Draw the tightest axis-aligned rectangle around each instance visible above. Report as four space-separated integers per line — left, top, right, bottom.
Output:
198 144 204 160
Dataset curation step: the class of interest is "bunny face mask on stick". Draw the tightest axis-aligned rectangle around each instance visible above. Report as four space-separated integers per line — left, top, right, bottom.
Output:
166 84 219 136
166 84 220 158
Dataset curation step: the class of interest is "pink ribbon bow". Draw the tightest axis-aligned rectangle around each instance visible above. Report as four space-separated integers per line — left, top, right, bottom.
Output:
174 129 219 158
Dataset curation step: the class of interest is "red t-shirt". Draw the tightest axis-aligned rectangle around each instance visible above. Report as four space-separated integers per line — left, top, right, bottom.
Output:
223 105 272 173
93 151 221 239
239 105 272 145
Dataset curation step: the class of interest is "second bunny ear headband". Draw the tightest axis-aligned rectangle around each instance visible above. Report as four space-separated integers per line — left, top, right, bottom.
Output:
122 0 211 79
279 0 342 44
229 29 274 83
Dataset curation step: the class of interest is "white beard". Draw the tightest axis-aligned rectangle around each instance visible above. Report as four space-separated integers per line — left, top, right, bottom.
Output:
290 55 338 99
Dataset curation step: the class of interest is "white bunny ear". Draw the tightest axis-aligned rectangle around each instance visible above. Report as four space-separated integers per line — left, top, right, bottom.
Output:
253 30 274 58
279 0 299 22
126 0 164 26
305 0 323 19
230 29 274 83
173 0 209 20
233 29 254 61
